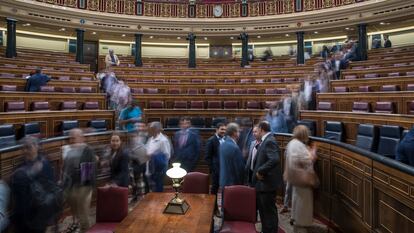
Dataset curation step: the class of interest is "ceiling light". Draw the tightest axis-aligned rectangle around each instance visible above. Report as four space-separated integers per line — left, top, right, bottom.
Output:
204 37 208 40
285 34 290 37
122 34 126 37
59 28 66 31
177 36 181 39
257 35 261 38
345 27 350 30
92 32 96 35
230 36 234 40
380 22 386 25
314 31 318 34
23 23 31 27
149 36 154 39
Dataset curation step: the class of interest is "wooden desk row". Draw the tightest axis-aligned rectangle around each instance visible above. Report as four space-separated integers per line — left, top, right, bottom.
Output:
143 109 267 126
0 67 94 79
133 94 283 109
316 91 414 115
0 110 115 138
127 82 301 93
0 92 107 112
0 78 100 92
330 76 414 92
299 110 414 144
0 58 89 70
341 65 414 79
349 56 414 68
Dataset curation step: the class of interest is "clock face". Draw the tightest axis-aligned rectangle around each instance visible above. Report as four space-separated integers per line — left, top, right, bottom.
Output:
213 5 223 17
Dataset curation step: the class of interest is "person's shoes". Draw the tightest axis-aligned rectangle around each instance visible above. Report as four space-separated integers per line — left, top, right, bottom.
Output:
279 207 289 214
64 223 79 233
289 218 295 226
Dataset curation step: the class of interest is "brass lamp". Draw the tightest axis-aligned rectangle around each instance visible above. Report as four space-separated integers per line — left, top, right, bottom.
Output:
164 163 190 214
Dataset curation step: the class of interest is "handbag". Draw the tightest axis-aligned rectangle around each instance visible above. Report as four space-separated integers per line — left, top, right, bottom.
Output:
286 159 320 188
80 162 96 186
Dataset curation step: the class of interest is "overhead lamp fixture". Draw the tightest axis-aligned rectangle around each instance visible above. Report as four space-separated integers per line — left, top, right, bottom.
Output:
149 35 154 39
92 32 96 35
122 34 126 37
204 37 208 40
314 31 318 34
257 35 261 38
345 27 350 30
164 163 189 215
230 36 234 40
59 28 66 31
285 34 290 37
177 36 181 39
22 23 31 27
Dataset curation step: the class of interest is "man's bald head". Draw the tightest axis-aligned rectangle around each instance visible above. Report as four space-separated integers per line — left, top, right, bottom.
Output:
69 128 85 144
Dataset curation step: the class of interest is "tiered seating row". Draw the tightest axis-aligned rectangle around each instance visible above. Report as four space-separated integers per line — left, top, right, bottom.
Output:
331 76 414 92
0 79 99 92
0 92 106 112
341 65 414 79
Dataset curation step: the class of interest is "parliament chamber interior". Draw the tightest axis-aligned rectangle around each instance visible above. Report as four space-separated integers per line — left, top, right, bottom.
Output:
0 0 413 233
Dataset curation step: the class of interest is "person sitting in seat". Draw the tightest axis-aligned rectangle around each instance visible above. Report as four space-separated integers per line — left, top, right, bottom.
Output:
396 127 414 166
383 35 392 48
25 68 50 92
105 49 120 69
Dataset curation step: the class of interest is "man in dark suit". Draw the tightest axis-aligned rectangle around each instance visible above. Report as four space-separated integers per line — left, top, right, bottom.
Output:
245 125 261 186
25 68 51 92
173 117 201 172
249 121 282 233
205 123 227 195
219 123 245 189
384 35 392 48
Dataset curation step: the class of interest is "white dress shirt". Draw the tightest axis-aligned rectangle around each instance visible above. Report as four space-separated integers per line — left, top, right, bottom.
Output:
335 60 341 71
146 133 171 159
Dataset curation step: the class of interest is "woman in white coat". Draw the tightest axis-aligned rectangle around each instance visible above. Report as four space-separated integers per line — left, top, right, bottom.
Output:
284 125 319 233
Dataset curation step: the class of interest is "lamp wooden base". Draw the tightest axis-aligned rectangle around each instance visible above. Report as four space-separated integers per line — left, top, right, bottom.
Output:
163 197 190 215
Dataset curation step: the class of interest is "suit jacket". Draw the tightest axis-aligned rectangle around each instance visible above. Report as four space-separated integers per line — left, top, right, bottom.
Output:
251 134 283 192
173 129 201 171
245 140 257 186
238 127 254 160
219 137 245 187
205 135 221 173
25 73 51 92
384 40 392 48
110 148 130 187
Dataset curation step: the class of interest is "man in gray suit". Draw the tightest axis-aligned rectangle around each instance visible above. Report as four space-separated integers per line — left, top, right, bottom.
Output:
246 125 261 186
248 121 283 233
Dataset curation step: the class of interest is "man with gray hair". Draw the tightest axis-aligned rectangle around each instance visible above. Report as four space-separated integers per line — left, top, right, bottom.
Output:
145 122 171 192
219 123 245 189
105 49 120 69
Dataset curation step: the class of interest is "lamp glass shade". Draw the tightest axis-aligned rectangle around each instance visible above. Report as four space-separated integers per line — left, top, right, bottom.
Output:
166 163 187 179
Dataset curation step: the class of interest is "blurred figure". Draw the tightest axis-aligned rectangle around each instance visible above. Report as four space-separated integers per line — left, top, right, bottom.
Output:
288 45 296 56
384 35 392 48
119 100 142 132
284 125 319 232
219 123 245 189
25 67 51 92
265 102 288 134
105 49 120 68
62 129 97 233
245 125 261 186
173 117 201 172
11 136 58 233
262 47 273 61
372 38 381 49
316 63 331 93
205 122 227 195
129 123 150 200
0 179 10 232
146 122 171 192
396 127 414 166
237 118 254 160
320 45 329 59
303 75 318 110
110 80 132 113
283 89 305 132
330 52 347 80
108 133 130 187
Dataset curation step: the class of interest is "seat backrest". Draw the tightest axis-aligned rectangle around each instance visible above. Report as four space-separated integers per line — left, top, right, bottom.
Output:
409 101 414 115
166 117 180 128
174 101 188 109
131 88 144 94
191 79 202 83
355 124 379 152
58 76 70 81
0 85 17 91
168 88 181 94
246 88 258 94
270 78 281 83
88 120 107 132
317 102 333 111
344 75 357 80
0 124 16 146
182 172 209 194
374 102 395 114
352 102 370 112
205 89 217 95
219 89 232 94
31 101 50 111
149 101 164 109
364 73 379 78
84 101 99 110
407 84 414 91
190 101 204 109
333 86 349 93
191 117 205 128
324 121 345 142
223 185 256 223
358 86 372 92
145 88 158 94
297 120 316 136
265 89 276 95
61 120 79 136
80 77 92 81
187 89 198 95
224 101 239 109
234 89 246 94
380 85 400 92
207 101 222 109
388 72 400 77
19 122 41 139
79 87 92 93
96 186 129 223
5 101 25 112
246 101 261 109
61 101 78 110
377 125 402 158
62 87 75 93
40 86 55 92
